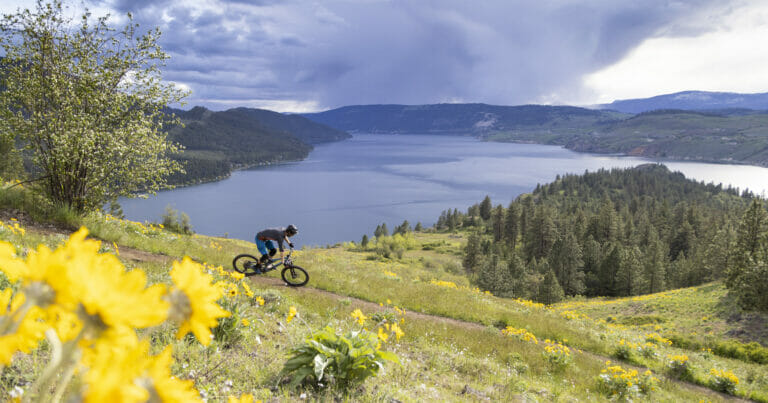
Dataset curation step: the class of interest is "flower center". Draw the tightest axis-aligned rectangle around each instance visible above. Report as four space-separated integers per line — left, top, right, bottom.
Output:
166 289 192 323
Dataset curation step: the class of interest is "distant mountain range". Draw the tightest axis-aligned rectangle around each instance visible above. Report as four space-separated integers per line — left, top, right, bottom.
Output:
301 96 768 167
162 90 768 186
302 104 628 135
601 90 768 114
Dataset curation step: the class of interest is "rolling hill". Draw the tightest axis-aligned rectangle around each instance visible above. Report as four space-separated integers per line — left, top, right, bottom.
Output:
302 103 628 135
165 106 350 185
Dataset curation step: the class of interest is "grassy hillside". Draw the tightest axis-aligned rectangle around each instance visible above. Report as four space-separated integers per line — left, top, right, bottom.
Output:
1 200 766 401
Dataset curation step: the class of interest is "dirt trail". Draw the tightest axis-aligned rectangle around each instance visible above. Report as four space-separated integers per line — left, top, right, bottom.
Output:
8 220 749 402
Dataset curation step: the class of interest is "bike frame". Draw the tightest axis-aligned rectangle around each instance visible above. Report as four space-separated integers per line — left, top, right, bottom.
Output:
262 249 294 271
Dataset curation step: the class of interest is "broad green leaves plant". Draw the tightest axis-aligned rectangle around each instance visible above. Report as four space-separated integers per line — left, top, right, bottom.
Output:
282 325 399 390
0 0 187 212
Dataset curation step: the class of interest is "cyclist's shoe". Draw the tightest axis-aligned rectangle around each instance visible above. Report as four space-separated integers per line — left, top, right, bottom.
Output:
245 261 261 274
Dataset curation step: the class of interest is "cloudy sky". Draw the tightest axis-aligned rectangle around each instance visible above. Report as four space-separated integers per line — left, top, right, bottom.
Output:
3 0 768 112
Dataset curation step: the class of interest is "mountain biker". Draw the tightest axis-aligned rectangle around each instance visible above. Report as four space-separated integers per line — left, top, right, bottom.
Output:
255 225 298 269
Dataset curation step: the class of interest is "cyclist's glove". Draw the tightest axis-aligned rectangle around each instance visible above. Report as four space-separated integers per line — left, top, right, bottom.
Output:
289 242 294 248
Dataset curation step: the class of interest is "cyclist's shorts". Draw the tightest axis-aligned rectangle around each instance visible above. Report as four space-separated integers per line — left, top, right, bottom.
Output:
256 238 275 256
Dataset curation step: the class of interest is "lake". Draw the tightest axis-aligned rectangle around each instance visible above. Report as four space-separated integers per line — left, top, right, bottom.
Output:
119 134 768 247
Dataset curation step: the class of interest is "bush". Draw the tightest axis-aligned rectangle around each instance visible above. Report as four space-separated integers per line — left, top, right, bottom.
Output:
712 340 768 365
665 354 692 381
542 342 572 370
281 326 399 390
162 205 193 234
597 362 658 399
613 339 636 361
667 332 768 365
709 368 739 394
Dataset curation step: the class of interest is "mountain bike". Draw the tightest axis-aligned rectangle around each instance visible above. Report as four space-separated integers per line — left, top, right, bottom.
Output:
232 248 309 287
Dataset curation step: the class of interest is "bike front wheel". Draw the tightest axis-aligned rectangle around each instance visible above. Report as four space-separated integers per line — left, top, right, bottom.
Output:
233 254 260 277
281 265 309 287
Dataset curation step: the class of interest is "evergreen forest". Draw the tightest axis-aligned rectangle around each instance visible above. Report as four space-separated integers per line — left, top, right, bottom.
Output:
435 164 768 311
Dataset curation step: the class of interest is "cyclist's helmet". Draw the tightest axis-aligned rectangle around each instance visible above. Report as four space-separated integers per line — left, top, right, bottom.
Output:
286 224 298 236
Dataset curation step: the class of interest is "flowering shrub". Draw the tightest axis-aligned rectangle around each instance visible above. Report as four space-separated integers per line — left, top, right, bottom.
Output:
501 326 538 344
559 310 589 320
644 332 672 346
666 354 692 380
0 228 231 401
597 361 658 399
637 342 657 359
542 342 572 370
614 339 637 361
709 368 739 394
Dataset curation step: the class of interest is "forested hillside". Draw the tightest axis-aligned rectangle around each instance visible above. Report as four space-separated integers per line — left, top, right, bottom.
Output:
302 103 627 135
165 107 350 185
304 103 768 167
564 110 768 167
435 164 767 311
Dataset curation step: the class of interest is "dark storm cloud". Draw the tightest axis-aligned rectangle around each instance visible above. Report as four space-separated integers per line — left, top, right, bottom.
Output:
86 0 735 110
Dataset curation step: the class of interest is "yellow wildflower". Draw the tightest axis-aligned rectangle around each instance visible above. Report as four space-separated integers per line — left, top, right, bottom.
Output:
83 339 201 403
286 306 297 323
350 309 368 325
255 296 265 306
241 282 254 298
0 292 48 365
168 257 230 346
228 395 258 403
377 327 389 342
390 323 405 340
241 318 250 327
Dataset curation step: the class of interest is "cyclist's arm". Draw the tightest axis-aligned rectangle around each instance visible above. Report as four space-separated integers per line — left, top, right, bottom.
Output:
282 235 293 261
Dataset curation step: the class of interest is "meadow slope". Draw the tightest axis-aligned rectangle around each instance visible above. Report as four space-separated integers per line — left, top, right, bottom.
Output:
1 212 766 402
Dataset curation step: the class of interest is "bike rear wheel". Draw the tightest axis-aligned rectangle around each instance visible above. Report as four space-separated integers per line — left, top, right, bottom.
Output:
281 265 309 287
233 254 261 277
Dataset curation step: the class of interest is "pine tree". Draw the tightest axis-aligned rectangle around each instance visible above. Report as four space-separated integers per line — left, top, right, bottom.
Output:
477 253 503 294
524 206 558 261
505 202 521 249
703 223 736 281
414 222 423 232
616 246 644 296
491 205 505 242
479 195 492 221
538 269 564 304
727 199 768 311
598 244 622 296
588 197 618 243
643 227 667 293
669 221 696 261
394 220 411 235
374 223 389 238
361 234 369 248
582 236 603 296
550 228 585 296
463 232 482 273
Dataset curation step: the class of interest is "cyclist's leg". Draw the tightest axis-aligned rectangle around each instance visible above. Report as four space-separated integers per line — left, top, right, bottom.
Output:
256 239 269 264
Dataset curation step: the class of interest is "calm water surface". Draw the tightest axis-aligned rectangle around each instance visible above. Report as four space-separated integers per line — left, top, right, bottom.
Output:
120 134 768 246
